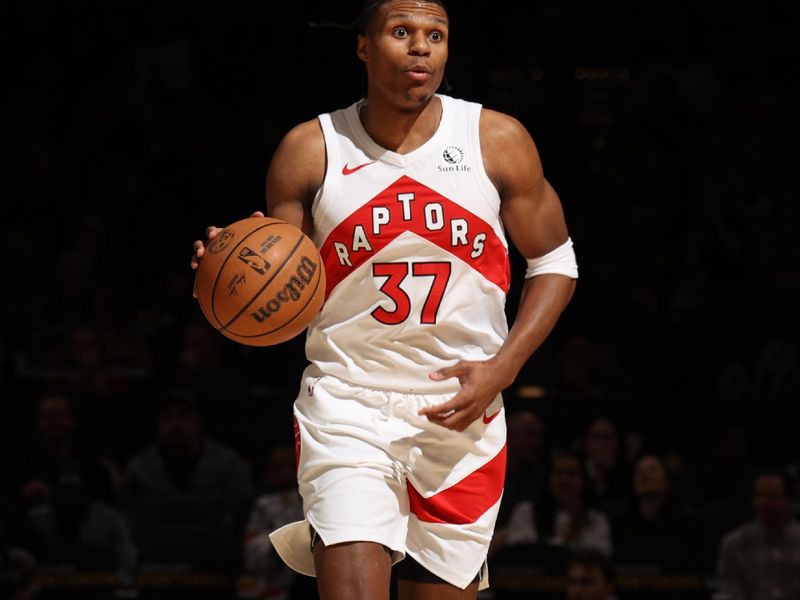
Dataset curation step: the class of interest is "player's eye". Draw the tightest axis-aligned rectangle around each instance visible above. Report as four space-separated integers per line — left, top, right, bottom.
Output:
393 27 408 38
429 30 443 42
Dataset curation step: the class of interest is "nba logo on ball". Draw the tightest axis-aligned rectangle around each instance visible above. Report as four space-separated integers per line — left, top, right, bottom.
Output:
237 247 270 275
194 217 326 346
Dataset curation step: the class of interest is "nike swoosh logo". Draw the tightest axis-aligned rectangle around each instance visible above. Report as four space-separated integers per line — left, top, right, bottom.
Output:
342 160 376 175
483 408 502 425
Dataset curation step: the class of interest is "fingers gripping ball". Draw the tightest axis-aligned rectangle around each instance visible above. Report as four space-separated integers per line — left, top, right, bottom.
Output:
194 217 326 346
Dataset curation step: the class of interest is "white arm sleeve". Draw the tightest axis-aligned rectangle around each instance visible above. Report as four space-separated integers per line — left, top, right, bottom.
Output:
524 237 578 279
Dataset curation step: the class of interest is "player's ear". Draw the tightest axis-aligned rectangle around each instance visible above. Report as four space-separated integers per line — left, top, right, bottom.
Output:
357 35 369 63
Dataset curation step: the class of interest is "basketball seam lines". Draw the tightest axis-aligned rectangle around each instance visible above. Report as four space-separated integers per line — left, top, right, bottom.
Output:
214 229 306 331
225 257 323 338
209 222 279 324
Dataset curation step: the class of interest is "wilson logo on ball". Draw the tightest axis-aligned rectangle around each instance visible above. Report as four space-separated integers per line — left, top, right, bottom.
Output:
195 216 326 346
250 256 318 323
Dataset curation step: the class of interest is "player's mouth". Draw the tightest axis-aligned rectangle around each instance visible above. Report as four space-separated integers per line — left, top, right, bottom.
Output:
404 65 433 82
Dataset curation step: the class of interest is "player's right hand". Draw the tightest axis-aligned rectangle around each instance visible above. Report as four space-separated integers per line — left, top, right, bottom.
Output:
191 211 265 298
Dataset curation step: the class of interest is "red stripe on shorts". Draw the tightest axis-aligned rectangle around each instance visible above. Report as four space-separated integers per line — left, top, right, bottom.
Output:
293 416 301 472
407 445 506 524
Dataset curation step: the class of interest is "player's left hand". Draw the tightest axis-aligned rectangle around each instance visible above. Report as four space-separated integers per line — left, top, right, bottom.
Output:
419 360 513 432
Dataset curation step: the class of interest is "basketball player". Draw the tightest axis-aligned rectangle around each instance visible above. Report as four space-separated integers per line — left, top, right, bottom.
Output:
191 1 578 598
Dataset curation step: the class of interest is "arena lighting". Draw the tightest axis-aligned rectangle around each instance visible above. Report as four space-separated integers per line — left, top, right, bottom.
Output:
516 384 547 399
574 67 631 81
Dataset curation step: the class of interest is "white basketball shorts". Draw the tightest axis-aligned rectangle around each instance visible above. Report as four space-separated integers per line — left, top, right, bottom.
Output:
269 371 507 590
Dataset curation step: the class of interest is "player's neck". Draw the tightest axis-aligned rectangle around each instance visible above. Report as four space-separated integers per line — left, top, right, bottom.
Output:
359 95 441 154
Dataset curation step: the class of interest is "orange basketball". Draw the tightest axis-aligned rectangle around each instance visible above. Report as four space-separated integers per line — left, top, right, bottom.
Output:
194 217 326 346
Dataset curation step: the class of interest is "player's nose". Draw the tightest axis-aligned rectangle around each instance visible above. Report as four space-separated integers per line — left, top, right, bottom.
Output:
409 32 431 56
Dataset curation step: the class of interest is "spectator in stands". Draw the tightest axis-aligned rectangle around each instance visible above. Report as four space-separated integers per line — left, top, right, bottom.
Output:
554 335 608 403
34 324 140 396
24 470 136 579
566 549 617 600
171 313 245 391
496 410 548 530
0 545 38 600
243 444 303 600
65 325 115 395
613 453 700 571
6 392 117 509
692 426 753 506
692 425 754 569
580 416 631 521
716 468 800 600
120 389 254 571
1 393 133 578
499 451 612 556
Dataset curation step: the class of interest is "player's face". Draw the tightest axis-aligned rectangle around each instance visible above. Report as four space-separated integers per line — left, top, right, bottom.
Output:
358 1 449 107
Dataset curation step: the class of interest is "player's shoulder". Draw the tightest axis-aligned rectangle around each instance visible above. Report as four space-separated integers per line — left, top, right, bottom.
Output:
479 107 535 148
270 117 326 184
478 108 541 188
278 118 325 154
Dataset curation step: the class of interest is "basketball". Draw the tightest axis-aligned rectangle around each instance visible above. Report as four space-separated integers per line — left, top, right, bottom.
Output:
194 217 326 346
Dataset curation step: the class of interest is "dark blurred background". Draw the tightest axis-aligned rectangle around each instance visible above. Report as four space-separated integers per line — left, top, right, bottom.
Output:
2 1 798 599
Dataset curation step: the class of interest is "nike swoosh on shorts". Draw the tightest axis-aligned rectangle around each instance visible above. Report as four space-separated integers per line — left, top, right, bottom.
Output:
483 409 501 425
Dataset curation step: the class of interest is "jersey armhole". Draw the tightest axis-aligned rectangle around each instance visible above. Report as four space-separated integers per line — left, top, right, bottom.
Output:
467 103 503 219
311 113 341 243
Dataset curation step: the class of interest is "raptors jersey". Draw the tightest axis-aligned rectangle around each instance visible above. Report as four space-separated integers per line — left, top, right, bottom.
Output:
305 94 511 393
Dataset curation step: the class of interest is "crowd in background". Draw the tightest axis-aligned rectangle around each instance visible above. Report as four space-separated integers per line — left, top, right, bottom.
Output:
3 0 799 598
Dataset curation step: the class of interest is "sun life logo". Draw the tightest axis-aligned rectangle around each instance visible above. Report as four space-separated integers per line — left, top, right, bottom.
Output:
438 145 471 173
443 146 463 164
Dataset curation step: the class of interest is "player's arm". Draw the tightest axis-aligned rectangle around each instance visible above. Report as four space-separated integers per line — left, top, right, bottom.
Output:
265 118 326 236
484 109 576 383
421 109 576 430
190 119 325 283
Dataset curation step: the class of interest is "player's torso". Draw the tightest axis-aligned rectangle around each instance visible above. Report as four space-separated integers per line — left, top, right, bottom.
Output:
306 95 510 392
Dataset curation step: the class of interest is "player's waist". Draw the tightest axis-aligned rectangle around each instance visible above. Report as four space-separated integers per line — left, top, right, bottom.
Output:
302 363 462 395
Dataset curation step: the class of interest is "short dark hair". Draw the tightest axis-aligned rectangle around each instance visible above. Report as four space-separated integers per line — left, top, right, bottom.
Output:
357 0 449 35
567 548 615 584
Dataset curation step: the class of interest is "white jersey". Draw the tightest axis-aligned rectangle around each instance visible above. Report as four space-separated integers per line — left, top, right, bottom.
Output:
306 94 510 393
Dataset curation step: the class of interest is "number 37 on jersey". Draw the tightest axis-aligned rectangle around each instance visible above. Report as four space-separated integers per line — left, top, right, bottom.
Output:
317 176 512 326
